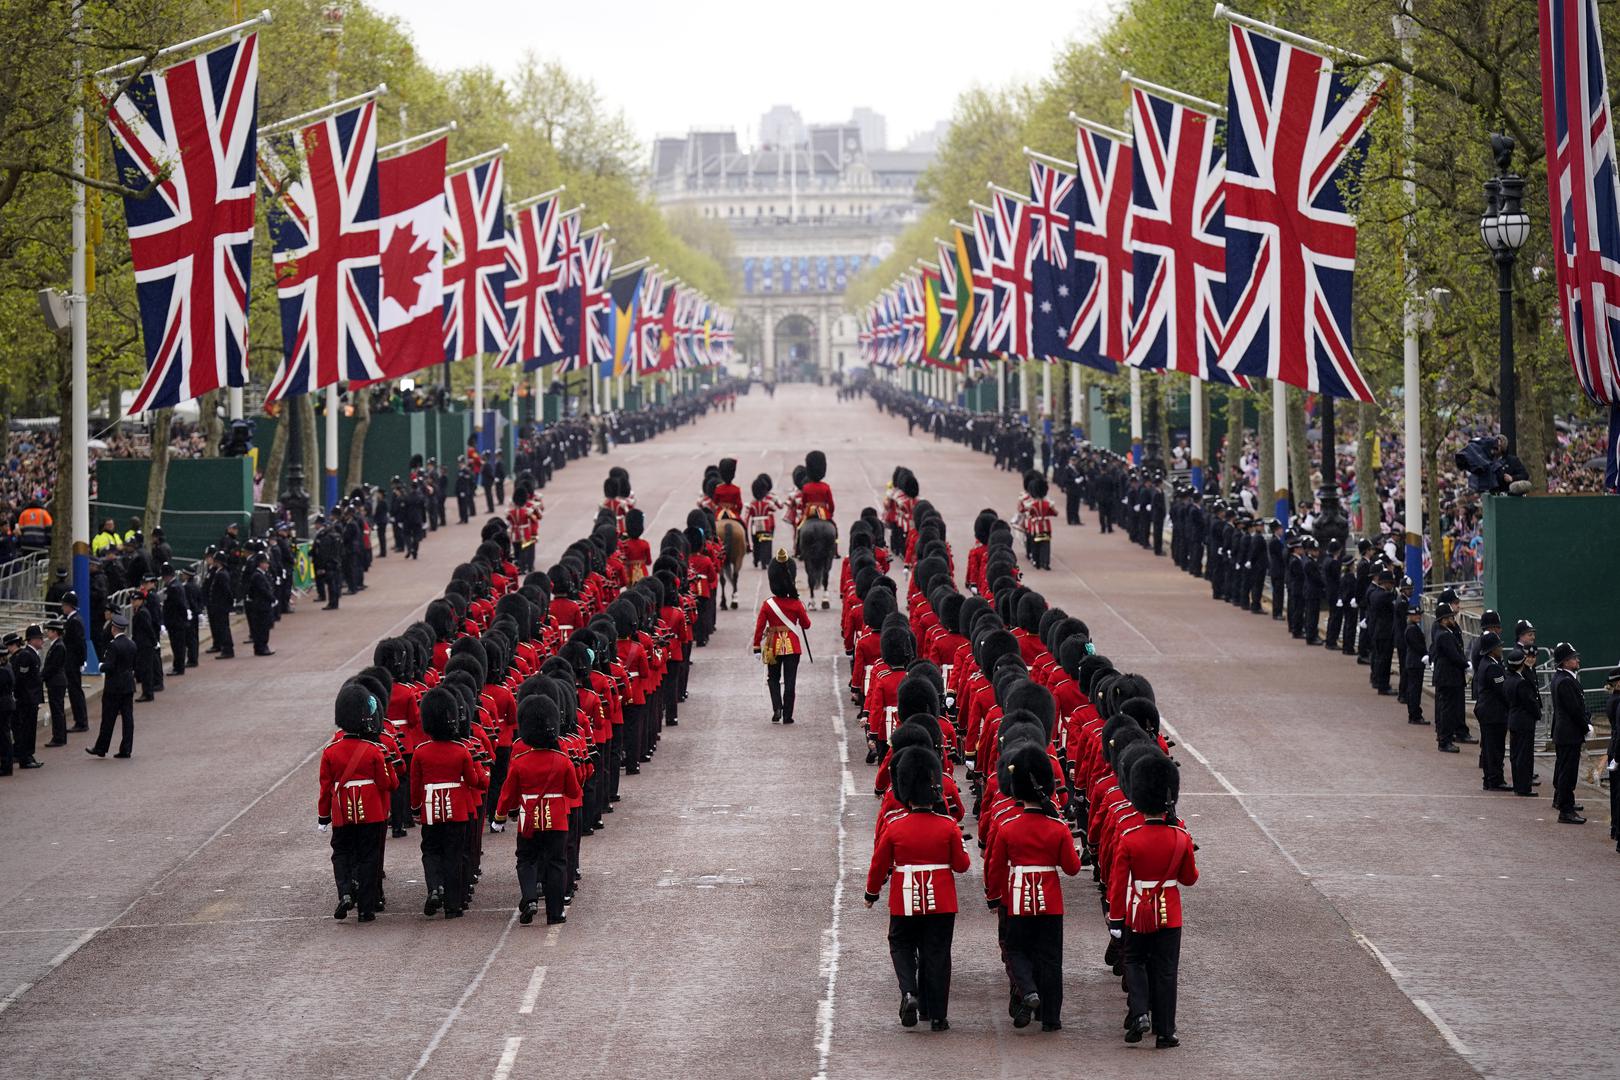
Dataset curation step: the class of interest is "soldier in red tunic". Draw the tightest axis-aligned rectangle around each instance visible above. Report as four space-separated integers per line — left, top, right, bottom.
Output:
801 450 835 525
496 694 582 925
752 551 812 724
411 687 486 919
711 457 744 519
986 742 1082 1031
745 474 779 569
863 745 970 1031
619 509 651 584
1110 752 1198 1048
1020 473 1057 571
318 683 397 922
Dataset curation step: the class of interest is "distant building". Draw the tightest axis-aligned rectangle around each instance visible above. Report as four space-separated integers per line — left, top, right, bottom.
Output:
850 107 887 153
649 111 935 380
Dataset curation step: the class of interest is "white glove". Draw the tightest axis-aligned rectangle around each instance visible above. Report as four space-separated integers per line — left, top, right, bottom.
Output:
1588 724 1596 740
1335 600 1344 608
1358 620 1367 630
1422 655 1431 667
1245 562 1252 569
316 822 330 833
1108 927 1123 940
1350 599 1358 609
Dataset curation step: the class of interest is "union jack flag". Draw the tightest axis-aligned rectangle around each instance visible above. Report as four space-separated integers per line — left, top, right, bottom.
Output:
1027 159 1074 269
987 190 1034 356
900 272 926 366
442 156 509 363
260 100 381 402
1219 24 1382 399
1541 0 1620 490
579 231 613 372
1070 123 1134 367
636 266 665 375
103 34 260 414
499 194 563 369
1125 87 1248 388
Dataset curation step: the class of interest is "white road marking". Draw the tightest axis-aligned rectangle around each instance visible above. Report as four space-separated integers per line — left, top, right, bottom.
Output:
812 648 852 1080
491 1036 523 1080
518 967 546 1014
405 911 521 1080
0 742 324 1017
542 924 560 948
1168 715 1479 1070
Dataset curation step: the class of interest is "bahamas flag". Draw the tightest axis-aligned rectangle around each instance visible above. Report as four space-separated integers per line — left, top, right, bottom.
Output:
607 267 644 378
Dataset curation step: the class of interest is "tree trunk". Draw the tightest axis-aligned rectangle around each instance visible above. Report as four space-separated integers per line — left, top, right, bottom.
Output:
1288 387 1312 517
1422 378 1444 582
48 333 74 579
1355 400 1376 539
1154 377 1171 465
1518 375 1549 493
346 391 370 496
1258 384 1275 517
261 405 288 506
1219 390 1239 496
299 393 319 508
197 389 222 459
143 408 173 534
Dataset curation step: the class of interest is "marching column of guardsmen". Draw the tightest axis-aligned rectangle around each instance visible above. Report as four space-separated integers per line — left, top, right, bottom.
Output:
850 462 1198 1046
316 462 723 925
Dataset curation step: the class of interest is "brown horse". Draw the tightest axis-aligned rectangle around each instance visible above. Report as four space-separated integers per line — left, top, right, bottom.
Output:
716 516 749 609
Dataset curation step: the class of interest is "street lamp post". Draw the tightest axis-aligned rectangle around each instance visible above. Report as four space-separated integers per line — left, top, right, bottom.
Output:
1479 133 1530 454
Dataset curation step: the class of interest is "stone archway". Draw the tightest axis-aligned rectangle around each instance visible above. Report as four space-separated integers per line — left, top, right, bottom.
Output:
772 313 818 382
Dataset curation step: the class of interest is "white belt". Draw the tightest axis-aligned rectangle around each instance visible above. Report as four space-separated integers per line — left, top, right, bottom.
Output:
423 782 459 824
341 779 375 789
896 863 950 915
1010 864 1059 915
884 705 899 738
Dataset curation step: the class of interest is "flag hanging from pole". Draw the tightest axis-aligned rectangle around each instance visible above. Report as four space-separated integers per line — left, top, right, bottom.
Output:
1070 123 1134 368
580 232 613 373
607 267 644 379
1218 22 1382 399
1539 0 1620 489
499 193 563 369
375 137 446 383
539 209 583 371
442 154 509 363
260 100 382 402
103 33 260 413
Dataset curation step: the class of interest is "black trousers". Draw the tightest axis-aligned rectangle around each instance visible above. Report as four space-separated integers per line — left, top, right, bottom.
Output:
246 606 273 652
515 831 568 919
1400 664 1424 723
209 606 234 656
1341 609 1359 655
93 692 134 756
1370 639 1394 692
1508 726 1536 794
1270 574 1286 619
0 711 12 771
766 653 801 721
1003 914 1063 1024
622 704 644 771
330 821 387 913
1324 603 1345 647
47 684 67 742
484 745 511 820
12 703 39 762
187 621 200 667
420 821 469 911
888 913 955 1021
168 630 187 674
1065 490 1081 524
1301 599 1321 642
1478 723 1507 788
607 728 622 801
1124 926 1182 1036
1552 743 1581 813
1435 686 1464 746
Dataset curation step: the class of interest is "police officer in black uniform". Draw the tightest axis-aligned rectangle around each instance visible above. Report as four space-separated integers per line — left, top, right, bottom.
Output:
1430 601 1468 752
244 552 277 656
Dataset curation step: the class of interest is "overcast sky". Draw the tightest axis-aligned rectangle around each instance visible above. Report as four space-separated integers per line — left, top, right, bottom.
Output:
370 0 1114 150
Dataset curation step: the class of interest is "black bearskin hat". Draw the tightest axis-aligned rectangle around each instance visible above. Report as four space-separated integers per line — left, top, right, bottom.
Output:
1104 673 1154 717
424 599 457 642
1078 654 1114 696
420 687 459 741
603 476 620 499
804 450 827 482
1003 741 1054 803
683 525 706 552
607 599 637 639
1004 681 1056 740
1115 742 1160 799
718 457 737 483
518 693 561 750
768 551 799 599
976 628 1020 675
334 681 378 735
1016 592 1047 634
974 509 998 544
751 474 772 501
685 507 711 535
1022 469 1042 495
1129 752 1179 815
863 587 897 632
879 626 916 670
899 470 919 499
1103 718 1152 774
896 675 940 720
791 464 807 490
625 508 645 539
891 745 944 808
1027 472 1049 499
888 720 932 757
1117 696 1161 737
1057 637 1087 680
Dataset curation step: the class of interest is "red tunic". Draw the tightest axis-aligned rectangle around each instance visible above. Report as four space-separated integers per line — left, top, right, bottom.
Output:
800 480 835 522
752 596 811 657
1107 820 1199 932
864 809 971 915
318 736 397 826
495 745 583 834
410 740 485 823
986 807 1082 915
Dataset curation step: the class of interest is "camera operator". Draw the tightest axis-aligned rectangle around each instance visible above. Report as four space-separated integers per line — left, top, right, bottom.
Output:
1457 434 1531 496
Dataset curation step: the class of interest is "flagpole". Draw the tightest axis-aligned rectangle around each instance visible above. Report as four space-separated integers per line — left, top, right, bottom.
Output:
508 185 565 214
1067 111 1129 143
1120 70 1227 116
1189 377 1205 490
1023 147 1078 172
1130 367 1144 464
1272 379 1290 523
319 27 357 514
1396 2 1424 592
94 10 273 76
378 120 455 159
259 84 387 137
1212 3 1368 63
70 4 98 673
446 144 509 175
1071 363 1084 437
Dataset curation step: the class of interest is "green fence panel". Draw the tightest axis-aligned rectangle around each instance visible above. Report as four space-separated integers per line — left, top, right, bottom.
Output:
1484 494 1620 667
93 457 253 561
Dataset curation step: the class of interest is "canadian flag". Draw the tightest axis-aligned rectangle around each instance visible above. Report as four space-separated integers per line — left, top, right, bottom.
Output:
375 137 447 380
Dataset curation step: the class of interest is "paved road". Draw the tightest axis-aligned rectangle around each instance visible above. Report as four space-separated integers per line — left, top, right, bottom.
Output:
0 385 1611 1079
